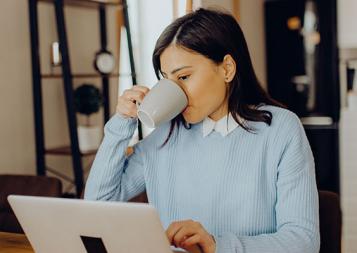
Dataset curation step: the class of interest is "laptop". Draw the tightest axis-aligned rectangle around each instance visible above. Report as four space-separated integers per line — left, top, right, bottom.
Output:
8 195 186 253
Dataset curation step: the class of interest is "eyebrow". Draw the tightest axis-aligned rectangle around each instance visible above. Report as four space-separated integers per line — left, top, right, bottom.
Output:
161 66 192 76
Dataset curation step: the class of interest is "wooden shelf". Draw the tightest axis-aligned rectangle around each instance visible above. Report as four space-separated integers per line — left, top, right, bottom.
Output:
38 0 123 8
41 73 123 79
45 146 97 156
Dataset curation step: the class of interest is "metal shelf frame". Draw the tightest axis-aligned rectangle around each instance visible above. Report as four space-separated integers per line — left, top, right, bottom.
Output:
28 0 141 197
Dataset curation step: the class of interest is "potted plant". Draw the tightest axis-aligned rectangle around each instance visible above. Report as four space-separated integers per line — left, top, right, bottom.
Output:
74 83 103 152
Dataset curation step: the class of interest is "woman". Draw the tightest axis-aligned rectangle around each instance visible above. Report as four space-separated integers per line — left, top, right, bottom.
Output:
85 8 320 253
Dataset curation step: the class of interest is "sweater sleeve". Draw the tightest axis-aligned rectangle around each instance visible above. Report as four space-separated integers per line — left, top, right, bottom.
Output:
214 114 320 253
84 114 146 202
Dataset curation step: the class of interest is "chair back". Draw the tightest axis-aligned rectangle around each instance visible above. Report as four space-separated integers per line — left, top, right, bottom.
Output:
0 174 62 233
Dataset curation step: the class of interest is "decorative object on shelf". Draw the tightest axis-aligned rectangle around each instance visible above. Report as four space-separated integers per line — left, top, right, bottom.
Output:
50 41 61 67
74 84 103 152
94 49 115 75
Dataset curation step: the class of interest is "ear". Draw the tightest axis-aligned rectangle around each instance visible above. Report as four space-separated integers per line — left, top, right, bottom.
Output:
222 54 236 83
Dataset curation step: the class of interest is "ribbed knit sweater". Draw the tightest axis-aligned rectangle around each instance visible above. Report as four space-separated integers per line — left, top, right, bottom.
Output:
84 105 320 253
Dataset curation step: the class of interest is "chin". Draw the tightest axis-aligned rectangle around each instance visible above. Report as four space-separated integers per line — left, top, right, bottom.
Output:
182 112 204 124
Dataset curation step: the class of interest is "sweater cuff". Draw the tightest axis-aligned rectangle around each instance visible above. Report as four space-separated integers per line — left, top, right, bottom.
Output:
104 113 138 140
215 233 244 253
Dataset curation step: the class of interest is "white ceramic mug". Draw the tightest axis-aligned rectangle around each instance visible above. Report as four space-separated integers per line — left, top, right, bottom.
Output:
137 79 188 128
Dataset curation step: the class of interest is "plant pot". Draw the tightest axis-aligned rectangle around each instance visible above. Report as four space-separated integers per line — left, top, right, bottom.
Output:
77 125 102 152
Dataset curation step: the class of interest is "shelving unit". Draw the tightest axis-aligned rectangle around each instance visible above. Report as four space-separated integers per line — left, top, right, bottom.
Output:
28 0 142 197
41 73 121 79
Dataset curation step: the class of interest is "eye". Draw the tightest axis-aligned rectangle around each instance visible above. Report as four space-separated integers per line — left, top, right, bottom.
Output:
178 75 190 81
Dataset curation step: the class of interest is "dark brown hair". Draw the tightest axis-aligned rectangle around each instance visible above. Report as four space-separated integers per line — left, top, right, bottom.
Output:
152 8 283 146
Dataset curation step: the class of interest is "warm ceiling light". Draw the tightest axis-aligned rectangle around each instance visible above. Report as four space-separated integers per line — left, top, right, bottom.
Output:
287 16 301 30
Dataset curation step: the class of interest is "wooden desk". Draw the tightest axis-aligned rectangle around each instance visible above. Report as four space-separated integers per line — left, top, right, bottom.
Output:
0 232 34 253
0 231 196 253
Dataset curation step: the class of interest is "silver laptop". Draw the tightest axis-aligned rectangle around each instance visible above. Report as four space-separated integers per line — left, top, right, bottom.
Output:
8 195 186 253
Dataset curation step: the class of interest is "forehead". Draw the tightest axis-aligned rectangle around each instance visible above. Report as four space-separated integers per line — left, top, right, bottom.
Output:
160 44 207 73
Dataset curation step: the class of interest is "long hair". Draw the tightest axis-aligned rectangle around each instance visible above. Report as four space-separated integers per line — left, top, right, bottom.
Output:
152 8 283 146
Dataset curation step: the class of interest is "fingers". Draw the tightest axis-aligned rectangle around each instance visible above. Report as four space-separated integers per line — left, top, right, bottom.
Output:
166 221 184 245
182 233 214 253
184 245 202 253
132 85 150 94
173 226 196 248
166 220 216 253
173 221 201 247
166 220 200 247
122 89 146 104
117 98 137 117
116 85 150 118
181 234 201 247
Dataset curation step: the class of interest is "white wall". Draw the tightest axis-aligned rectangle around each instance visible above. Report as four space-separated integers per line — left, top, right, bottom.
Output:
201 0 267 88
239 0 267 88
0 1 34 174
338 0 357 48
202 0 233 11
136 0 173 87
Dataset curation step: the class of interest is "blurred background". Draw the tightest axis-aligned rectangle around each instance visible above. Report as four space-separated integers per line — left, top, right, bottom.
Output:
0 0 356 252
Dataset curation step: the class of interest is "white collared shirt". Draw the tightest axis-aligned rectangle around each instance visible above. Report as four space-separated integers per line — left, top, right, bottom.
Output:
202 113 239 137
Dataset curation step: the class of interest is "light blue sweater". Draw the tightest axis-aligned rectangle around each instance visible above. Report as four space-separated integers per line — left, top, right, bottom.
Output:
84 105 320 253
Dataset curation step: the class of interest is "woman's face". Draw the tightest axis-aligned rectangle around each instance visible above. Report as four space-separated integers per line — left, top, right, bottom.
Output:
160 44 235 124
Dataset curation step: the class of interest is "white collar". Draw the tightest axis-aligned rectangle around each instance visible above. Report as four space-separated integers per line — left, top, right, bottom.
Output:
202 113 239 137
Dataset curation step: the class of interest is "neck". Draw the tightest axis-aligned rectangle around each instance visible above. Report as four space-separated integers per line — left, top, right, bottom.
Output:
208 100 229 121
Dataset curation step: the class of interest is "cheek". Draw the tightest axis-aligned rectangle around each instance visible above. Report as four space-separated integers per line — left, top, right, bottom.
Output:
188 75 226 108
182 75 226 120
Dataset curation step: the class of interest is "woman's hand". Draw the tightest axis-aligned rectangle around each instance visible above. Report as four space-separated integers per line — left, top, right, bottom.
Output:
116 85 150 118
166 220 216 253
